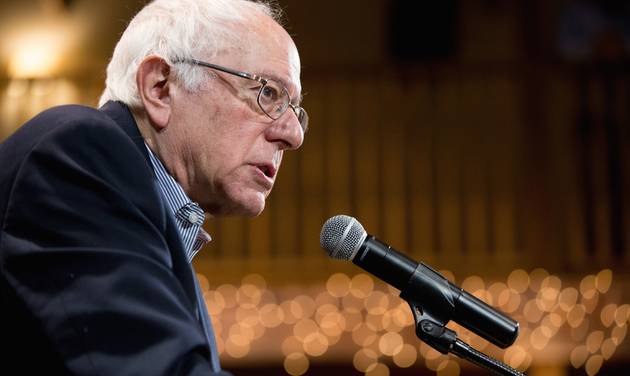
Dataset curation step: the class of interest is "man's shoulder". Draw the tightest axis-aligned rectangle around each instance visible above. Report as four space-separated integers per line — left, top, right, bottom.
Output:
0 103 160 234
0 103 141 166
35 103 106 121
0 103 149 196
14 104 121 141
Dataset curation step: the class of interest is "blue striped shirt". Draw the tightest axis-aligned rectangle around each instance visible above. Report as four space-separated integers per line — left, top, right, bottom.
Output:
144 144 210 261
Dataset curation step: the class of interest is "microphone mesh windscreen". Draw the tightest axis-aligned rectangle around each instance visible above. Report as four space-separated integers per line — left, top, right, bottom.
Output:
320 215 367 261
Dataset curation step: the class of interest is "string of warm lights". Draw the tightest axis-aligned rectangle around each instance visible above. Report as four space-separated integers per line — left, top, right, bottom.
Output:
199 269 627 376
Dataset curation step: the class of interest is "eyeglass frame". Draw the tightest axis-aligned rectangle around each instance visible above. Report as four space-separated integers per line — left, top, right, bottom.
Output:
174 58 308 133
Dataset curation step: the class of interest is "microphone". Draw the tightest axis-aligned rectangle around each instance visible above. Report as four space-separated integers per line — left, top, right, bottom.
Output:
320 214 519 349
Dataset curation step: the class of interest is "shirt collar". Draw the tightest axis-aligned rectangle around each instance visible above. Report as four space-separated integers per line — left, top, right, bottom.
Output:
144 144 211 261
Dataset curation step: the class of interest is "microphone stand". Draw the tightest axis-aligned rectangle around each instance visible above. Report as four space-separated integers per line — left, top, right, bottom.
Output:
402 297 525 376
409 303 525 376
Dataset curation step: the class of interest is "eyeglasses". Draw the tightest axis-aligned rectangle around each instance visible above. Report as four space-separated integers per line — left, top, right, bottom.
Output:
176 58 308 133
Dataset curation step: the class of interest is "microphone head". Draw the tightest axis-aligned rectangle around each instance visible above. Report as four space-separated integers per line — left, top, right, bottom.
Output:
320 215 367 261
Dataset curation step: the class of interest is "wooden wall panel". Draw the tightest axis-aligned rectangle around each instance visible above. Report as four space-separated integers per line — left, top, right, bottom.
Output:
381 78 408 253
405 78 436 263
323 81 353 218
433 76 463 266
352 79 382 239
247 207 271 264
487 75 519 267
547 71 585 271
618 77 630 265
588 76 614 266
299 81 327 261
459 77 489 262
217 217 246 260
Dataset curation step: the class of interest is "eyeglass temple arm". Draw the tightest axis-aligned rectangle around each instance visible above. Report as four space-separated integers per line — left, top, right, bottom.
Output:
175 58 264 82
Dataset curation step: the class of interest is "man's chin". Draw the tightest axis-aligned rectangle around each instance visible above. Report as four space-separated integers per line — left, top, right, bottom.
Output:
202 187 267 217
239 203 265 217
225 193 267 217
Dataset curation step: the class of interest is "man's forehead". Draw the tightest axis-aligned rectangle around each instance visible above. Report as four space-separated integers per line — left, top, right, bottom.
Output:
224 14 302 98
251 44 302 101
258 68 302 102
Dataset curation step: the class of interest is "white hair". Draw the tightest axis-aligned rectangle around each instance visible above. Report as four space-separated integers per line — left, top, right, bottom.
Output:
98 0 281 109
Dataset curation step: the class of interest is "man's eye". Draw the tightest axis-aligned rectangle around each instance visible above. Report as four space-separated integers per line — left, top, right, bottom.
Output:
261 85 280 102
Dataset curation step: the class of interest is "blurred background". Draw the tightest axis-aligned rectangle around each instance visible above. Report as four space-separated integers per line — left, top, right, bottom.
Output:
1 0 629 375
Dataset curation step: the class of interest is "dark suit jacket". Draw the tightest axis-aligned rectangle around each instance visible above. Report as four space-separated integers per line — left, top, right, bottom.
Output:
0 101 223 375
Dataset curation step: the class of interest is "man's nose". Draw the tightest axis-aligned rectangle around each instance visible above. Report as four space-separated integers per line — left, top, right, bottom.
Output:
265 108 304 150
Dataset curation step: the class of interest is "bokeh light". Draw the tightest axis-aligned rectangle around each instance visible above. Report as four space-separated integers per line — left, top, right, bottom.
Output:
393 343 417 368
365 291 390 315
461 275 485 293
378 332 403 356
352 323 378 347
528 268 549 293
600 338 617 360
350 274 374 298
216 284 238 309
594 270 612 294
303 332 329 356
353 348 378 372
570 345 588 368
260 303 284 328
436 359 460 376
559 287 579 311
615 304 629 326
585 330 604 354
284 352 309 375
567 304 586 328
365 362 390 376
196 267 628 375
294 319 319 342
585 354 603 376
611 324 627 345
326 273 351 297
580 275 597 299
600 304 617 328
282 336 303 356
225 337 250 358
507 269 530 293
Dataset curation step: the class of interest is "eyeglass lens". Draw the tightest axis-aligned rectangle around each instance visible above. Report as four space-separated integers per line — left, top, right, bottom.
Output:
257 80 308 132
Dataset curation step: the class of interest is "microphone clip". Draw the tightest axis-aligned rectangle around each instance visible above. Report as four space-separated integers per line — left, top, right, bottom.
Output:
399 262 459 353
400 264 526 376
416 317 458 354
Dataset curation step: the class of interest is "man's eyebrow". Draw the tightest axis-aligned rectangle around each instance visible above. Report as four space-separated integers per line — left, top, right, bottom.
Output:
258 71 303 104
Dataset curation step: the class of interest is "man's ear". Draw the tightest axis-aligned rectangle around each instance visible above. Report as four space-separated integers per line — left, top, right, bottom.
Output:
136 56 173 131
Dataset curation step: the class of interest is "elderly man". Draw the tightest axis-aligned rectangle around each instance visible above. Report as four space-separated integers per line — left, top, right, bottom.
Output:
0 0 306 374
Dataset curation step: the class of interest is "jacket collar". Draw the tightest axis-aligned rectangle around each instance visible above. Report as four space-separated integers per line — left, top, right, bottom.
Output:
99 100 152 167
